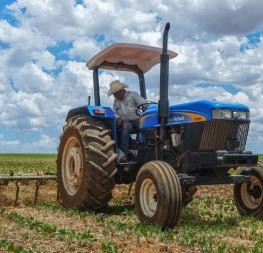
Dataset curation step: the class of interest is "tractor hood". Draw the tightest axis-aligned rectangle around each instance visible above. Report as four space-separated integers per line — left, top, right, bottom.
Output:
140 100 249 128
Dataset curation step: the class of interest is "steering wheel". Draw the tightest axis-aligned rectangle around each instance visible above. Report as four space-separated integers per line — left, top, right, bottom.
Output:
135 101 158 116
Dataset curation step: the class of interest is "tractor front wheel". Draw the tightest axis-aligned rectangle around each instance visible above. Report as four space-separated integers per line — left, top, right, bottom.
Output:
234 167 263 219
135 161 182 229
57 117 117 211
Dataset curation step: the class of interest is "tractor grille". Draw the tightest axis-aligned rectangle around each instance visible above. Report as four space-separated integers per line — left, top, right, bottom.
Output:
199 120 250 151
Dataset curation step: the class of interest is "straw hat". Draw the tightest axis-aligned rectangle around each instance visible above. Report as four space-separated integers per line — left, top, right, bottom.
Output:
107 80 128 97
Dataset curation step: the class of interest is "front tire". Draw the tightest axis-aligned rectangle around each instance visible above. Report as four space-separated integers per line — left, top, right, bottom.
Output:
57 116 117 211
234 167 263 219
135 161 182 229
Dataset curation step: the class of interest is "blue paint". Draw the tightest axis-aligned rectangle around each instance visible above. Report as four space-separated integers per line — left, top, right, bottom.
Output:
140 100 249 128
86 105 117 140
86 105 115 118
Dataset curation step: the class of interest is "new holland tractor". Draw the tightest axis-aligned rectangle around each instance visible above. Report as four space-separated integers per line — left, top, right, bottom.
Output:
57 23 263 229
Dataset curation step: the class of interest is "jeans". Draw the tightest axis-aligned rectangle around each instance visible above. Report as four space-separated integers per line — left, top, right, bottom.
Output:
117 119 138 155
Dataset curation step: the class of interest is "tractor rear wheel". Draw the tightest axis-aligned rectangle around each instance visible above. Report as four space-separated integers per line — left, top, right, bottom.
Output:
233 167 263 219
57 116 117 211
135 161 182 229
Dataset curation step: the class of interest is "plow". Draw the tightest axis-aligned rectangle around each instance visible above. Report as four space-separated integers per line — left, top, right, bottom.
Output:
0 173 57 206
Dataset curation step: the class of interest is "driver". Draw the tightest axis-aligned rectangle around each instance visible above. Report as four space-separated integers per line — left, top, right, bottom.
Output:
108 80 146 162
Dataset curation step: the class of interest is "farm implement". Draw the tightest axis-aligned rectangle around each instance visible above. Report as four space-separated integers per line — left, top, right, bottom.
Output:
0 173 56 205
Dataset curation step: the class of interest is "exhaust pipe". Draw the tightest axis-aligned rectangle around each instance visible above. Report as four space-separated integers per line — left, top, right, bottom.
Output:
158 22 170 156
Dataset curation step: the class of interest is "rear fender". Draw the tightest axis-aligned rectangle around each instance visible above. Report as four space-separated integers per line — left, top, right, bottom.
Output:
66 105 117 140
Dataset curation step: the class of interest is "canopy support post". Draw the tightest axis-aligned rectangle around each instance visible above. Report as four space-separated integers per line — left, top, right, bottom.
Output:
93 68 100 106
138 72 146 99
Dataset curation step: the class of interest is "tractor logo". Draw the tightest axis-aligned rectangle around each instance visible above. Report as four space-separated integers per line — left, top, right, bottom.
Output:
169 114 185 122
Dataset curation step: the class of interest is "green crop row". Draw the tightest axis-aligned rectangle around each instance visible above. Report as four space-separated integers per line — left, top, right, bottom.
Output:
6 212 96 243
32 201 178 242
0 238 32 253
2 207 123 253
28 200 94 218
31 200 263 253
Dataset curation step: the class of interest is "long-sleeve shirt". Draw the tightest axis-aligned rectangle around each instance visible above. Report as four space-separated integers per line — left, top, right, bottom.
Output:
113 91 146 121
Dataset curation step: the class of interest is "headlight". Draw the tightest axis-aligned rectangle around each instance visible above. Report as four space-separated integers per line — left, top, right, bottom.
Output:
233 111 249 120
212 110 249 120
212 110 232 119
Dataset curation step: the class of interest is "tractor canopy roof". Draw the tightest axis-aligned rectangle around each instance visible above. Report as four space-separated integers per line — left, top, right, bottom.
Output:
86 43 177 74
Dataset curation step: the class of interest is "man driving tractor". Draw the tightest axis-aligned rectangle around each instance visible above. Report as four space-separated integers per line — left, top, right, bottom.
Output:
108 80 146 162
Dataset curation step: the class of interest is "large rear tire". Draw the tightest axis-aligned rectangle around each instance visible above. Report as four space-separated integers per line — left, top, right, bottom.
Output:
135 161 182 229
57 116 117 211
233 167 263 219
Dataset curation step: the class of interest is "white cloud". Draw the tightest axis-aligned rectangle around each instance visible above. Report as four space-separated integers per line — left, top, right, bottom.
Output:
0 133 57 153
0 0 263 152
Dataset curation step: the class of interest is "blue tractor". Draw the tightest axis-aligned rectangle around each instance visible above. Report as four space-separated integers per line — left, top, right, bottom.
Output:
57 23 263 228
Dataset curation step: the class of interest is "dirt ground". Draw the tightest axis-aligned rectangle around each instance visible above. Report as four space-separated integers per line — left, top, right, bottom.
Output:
0 154 262 253
1 181 262 253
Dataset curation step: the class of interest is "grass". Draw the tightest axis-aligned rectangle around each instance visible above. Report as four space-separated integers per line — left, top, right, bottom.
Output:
0 153 56 174
0 154 56 160
0 154 263 252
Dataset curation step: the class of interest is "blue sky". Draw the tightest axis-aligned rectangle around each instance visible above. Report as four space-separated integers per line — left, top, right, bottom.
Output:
0 0 263 153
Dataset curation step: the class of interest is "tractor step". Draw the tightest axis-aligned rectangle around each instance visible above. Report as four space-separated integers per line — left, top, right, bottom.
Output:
117 161 138 167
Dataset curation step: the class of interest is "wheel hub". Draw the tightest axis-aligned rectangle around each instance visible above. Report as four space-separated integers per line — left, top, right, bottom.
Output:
241 176 263 209
67 147 82 185
140 178 157 217
248 185 262 199
62 137 83 196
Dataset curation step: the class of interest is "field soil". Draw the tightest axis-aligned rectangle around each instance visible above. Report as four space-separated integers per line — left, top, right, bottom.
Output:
0 154 262 253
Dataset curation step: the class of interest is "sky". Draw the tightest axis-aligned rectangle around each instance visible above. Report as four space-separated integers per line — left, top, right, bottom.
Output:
0 0 263 153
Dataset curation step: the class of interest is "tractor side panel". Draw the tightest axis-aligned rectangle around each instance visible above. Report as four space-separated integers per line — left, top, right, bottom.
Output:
139 99 249 129
139 111 208 129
